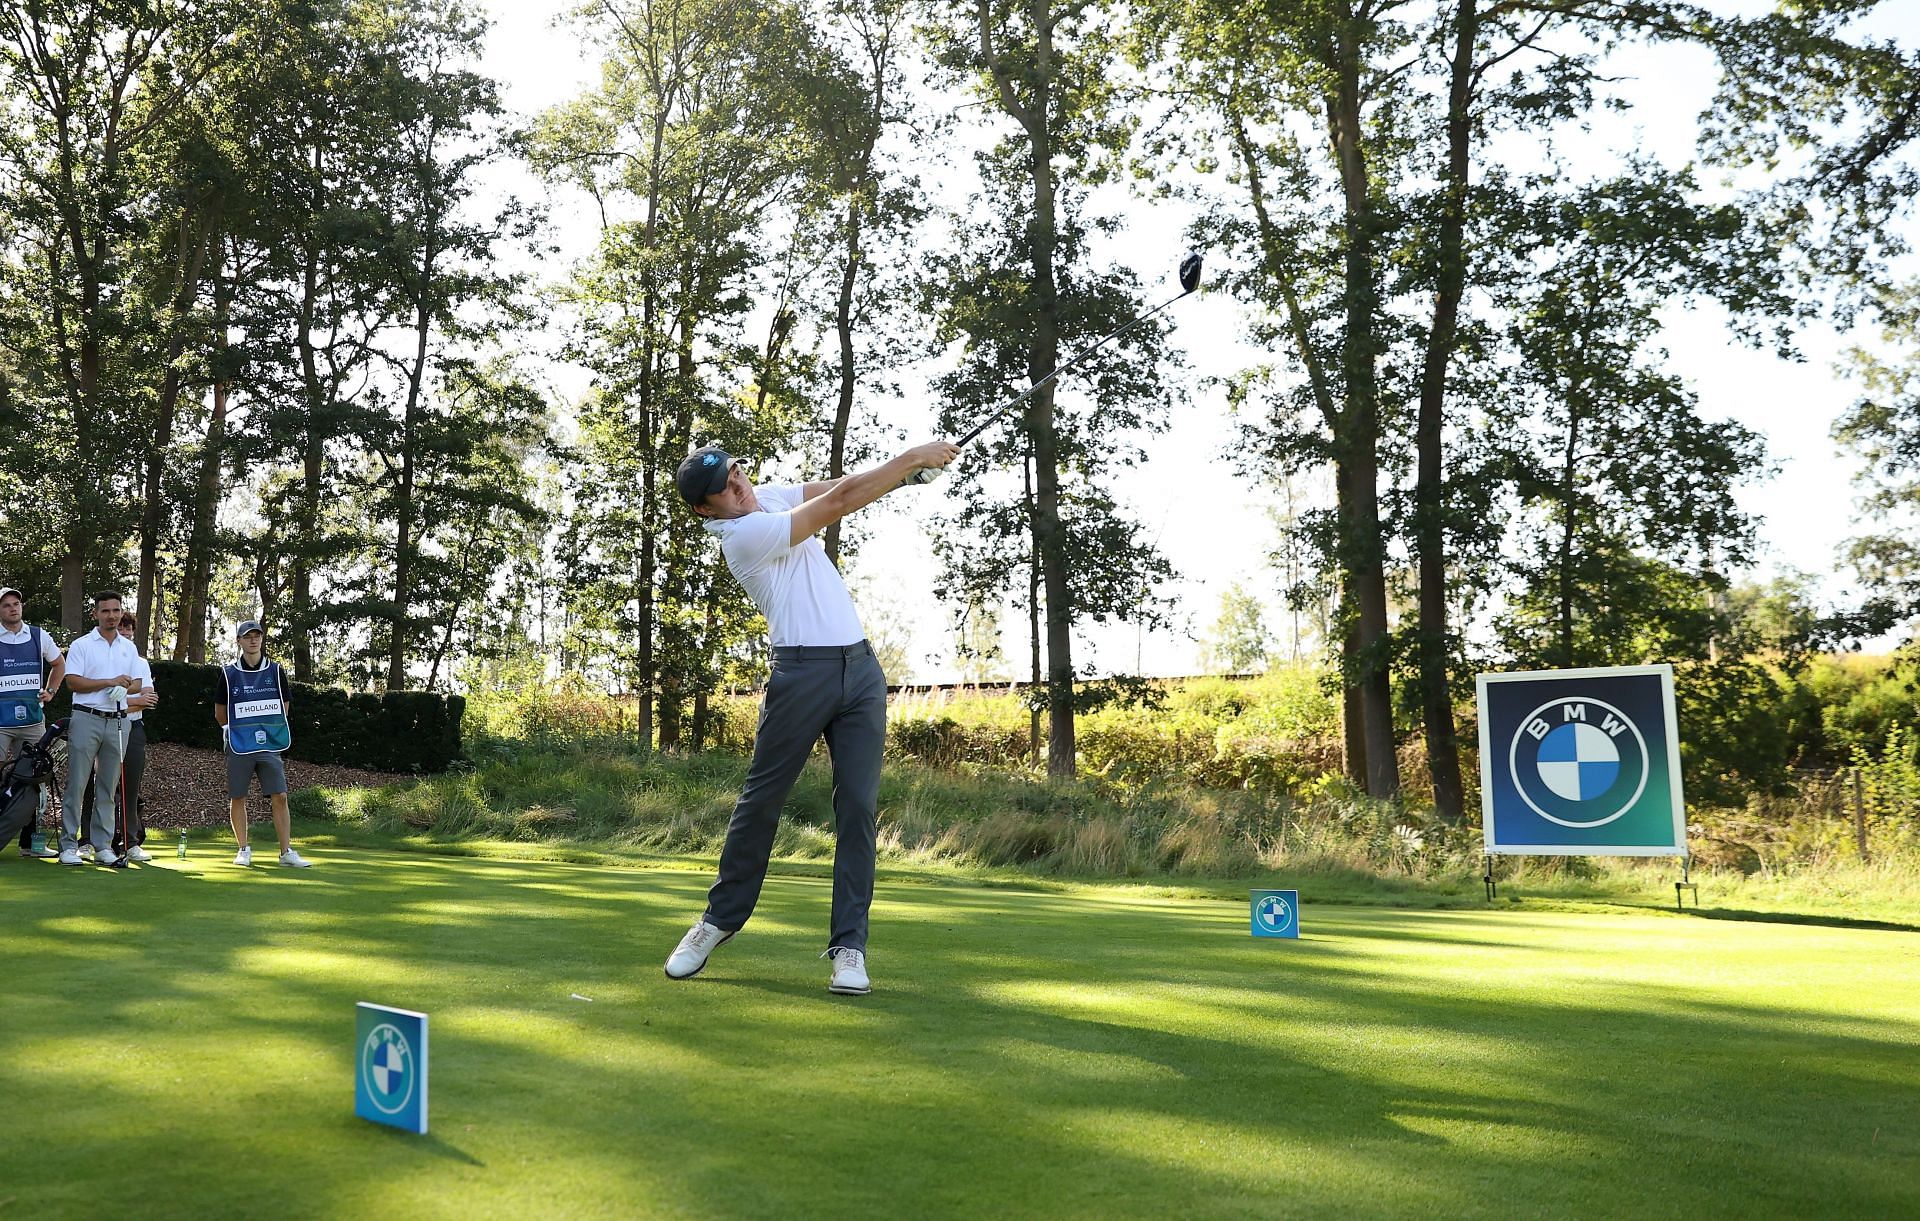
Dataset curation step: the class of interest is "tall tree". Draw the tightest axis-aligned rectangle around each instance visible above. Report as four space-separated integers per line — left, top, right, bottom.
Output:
0 0 241 628
792 0 925 566
926 0 1180 777
531 0 816 748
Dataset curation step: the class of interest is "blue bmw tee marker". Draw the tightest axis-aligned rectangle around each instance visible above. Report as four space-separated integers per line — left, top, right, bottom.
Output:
1250 889 1300 938
355 1002 429 1134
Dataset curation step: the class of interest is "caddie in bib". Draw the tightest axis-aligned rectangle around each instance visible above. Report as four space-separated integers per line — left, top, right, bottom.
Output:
214 620 311 869
0 586 66 858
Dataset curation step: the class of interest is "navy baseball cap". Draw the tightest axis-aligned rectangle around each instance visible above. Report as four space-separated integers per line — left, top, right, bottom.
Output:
676 445 742 506
235 619 263 638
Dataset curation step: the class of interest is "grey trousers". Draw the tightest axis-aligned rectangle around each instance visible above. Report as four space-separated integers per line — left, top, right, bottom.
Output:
61 711 127 852
704 642 886 952
84 719 145 847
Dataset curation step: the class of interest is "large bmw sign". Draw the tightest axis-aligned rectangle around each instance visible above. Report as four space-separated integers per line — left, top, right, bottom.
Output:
1476 665 1686 857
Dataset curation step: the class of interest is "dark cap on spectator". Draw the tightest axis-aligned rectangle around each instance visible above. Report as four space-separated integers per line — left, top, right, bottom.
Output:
235 619 264 638
675 445 740 506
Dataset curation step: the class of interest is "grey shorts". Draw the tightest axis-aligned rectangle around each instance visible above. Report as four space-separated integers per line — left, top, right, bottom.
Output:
227 749 289 798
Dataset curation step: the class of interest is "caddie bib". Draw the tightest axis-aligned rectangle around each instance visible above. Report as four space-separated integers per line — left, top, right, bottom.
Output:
225 660 292 755
0 629 45 727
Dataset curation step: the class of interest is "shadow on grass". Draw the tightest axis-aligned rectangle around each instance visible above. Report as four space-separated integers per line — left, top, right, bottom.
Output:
1 849 1916 1219
1682 906 1920 934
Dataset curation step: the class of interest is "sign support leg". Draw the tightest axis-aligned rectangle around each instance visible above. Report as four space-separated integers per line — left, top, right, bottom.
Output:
1673 854 1697 910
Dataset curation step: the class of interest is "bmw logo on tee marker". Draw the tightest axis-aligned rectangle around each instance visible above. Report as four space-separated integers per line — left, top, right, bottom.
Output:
361 1022 416 1115
1508 696 1649 829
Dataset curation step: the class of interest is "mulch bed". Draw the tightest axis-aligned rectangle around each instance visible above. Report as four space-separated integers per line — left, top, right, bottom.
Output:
31 741 418 834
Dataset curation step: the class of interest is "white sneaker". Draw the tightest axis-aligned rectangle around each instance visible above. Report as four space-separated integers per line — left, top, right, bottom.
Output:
233 845 252 867
95 846 120 867
80 844 95 861
825 946 871 996
126 845 153 863
664 920 734 980
22 842 58 858
279 848 312 868
58 847 82 866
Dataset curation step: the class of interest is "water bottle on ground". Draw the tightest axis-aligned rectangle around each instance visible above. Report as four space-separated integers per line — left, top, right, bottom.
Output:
177 829 188 860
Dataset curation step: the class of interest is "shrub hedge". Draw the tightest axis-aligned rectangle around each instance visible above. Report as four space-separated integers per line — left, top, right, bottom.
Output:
54 660 465 774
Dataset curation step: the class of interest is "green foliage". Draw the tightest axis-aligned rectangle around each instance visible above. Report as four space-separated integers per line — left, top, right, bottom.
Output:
1198 581 1271 674
1853 720 1920 825
134 659 464 773
922 0 1181 776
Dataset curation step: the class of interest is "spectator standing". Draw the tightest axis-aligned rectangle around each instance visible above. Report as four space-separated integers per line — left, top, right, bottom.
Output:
215 620 310 868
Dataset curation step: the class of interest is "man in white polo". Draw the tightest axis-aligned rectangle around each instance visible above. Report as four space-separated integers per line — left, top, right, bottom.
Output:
61 590 138 867
82 609 158 861
0 586 65 857
662 438 957 995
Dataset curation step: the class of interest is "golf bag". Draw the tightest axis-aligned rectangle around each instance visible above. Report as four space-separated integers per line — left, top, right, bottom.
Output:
0 719 67 846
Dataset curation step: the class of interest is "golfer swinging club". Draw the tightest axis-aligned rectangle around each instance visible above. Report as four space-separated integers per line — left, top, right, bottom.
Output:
664 438 958 994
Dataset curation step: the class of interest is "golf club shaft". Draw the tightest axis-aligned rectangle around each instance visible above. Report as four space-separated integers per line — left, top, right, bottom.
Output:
954 287 1189 449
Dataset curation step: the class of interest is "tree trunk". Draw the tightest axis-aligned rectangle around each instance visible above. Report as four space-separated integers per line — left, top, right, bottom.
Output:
1341 620 1369 785
825 198 861 566
1327 33 1399 799
1026 451 1042 766
1559 402 1580 668
1412 0 1477 822
632 105 669 756
137 207 215 652
178 259 231 665
293 206 325 682
388 188 441 691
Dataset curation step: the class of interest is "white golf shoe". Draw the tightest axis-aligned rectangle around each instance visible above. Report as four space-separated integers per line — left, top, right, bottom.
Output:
126 845 153 864
664 920 734 980
825 946 871 996
279 848 312 868
94 846 120 867
233 845 252 867
58 847 82 866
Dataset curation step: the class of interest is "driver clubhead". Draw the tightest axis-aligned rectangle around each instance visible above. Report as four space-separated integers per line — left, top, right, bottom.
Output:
1179 250 1203 295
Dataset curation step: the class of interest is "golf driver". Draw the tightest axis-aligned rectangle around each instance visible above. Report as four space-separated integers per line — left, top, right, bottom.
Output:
906 249 1204 484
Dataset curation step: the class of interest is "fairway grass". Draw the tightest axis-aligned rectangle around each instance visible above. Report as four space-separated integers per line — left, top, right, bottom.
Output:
3 844 1916 1219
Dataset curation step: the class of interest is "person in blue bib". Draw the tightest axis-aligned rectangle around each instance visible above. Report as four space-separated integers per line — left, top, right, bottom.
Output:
0 586 65 857
214 620 310 868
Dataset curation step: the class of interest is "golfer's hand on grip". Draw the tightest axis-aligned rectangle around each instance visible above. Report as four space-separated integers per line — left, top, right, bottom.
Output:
903 440 961 486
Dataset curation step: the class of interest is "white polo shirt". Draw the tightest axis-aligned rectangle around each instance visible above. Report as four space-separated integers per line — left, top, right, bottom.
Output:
65 628 139 712
128 655 153 723
703 484 865 648
0 623 62 665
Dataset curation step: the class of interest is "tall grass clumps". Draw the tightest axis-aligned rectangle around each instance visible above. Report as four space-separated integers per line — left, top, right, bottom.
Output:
299 741 1920 918
882 665 1347 792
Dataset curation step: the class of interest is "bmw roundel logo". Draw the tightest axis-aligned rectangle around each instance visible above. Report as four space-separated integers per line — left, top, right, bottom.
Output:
360 1022 417 1115
1507 697 1650 829
1254 893 1294 933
